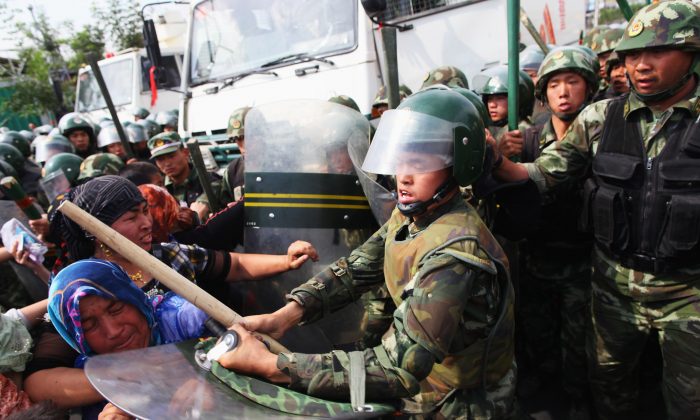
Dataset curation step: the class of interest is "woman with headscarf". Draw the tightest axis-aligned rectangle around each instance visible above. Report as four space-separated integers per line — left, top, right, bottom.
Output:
24 175 319 409
47 258 209 418
138 183 181 243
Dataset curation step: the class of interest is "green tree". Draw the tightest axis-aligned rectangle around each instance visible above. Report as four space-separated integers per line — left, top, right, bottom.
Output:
92 0 143 51
67 25 105 72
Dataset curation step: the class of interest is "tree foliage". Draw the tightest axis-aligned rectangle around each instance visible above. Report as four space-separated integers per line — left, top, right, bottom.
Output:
92 0 144 51
67 25 105 71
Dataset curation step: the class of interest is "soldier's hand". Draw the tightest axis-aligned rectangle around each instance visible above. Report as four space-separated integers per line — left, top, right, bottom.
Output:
217 324 290 383
485 128 497 148
286 240 319 270
498 130 524 158
190 201 210 222
177 207 196 230
28 214 49 237
241 302 303 339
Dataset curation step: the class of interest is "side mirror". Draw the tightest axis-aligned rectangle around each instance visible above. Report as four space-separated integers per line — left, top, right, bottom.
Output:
361 0 387 20
143 19 166 87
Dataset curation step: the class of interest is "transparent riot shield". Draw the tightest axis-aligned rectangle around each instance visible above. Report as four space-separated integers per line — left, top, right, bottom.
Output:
240 100 377 352
40 169 71 204
0 201 47 302
347 129 397 226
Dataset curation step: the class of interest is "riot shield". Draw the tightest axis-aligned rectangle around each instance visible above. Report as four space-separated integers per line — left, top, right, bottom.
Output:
40 169 71 204
240 100 377 352
0 201 47 302
347 129 397 226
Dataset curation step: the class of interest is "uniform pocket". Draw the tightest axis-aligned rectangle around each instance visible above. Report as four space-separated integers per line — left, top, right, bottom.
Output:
659 195 700 255
592 186 629 250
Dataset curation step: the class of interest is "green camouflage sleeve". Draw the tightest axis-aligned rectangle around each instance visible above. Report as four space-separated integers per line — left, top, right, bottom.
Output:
278 259 479 401
525 100 609 193
288 223 388 323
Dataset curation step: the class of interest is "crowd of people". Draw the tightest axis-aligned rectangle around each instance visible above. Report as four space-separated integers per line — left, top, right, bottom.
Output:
0 1 698 419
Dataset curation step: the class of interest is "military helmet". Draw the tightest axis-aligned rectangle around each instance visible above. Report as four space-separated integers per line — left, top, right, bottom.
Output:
0 159 17 179
137 119 161 139
98 118 113 128
363 87 485 187
451 86 492 127
420 65 469 89
34 124 53 136
43 153 83 185
77 153 124 181
475 65 535 118
328 95 360 112
520 44 546 71
18 130 36 143
0 131 31 157
155 111 178 128
35 134 75 164
131 106 150 119
226 106 252 139
97 125 123 148
591 28 624 55
0 143 25 174
582 25 609 48
617 0 700 53
126 124 147 144
535 47 600 101
58 112 95 138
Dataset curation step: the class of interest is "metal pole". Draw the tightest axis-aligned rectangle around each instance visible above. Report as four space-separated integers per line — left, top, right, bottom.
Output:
616 0 634 21
507 0 520 131
520 7 549 54
186 138 221 213
87 55 134 159
381 27 401 110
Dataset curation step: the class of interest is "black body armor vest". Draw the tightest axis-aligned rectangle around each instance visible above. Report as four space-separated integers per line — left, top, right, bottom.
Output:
588 97 700 274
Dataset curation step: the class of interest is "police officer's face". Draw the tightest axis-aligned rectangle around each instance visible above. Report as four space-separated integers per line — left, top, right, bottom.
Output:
154 149 189 181
598 51 612 79
524 68 539 86
106 142 125 159
79 295 151 355
69 130 90 152
624 49 694 96
546 71 588 115
396 166 451 206
486 94 509 122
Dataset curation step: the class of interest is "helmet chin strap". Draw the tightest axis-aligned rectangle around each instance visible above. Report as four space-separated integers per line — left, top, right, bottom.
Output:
630 71 693 103
395 178 458 217
491 118 508 127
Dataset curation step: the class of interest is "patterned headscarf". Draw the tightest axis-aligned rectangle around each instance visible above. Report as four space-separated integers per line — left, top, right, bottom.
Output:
47 259 161 357
138 184 179 243
50 175 145 260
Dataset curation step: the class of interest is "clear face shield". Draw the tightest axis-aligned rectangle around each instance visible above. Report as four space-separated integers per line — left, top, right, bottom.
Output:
40 169 71 203
35 139 74 164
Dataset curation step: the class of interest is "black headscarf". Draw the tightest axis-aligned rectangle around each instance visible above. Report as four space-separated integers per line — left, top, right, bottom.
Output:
50 175 145 260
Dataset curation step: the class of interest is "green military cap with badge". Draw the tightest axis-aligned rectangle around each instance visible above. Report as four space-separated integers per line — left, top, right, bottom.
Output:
147 132 183 158
226 106 252 139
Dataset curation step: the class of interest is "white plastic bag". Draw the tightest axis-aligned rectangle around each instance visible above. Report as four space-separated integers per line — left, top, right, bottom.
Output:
0 218 47 265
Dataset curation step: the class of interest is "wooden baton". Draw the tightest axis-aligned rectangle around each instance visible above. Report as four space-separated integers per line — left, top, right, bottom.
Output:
57 200 289 354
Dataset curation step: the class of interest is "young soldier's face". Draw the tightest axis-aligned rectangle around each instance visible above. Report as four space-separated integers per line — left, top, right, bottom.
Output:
486 94 509 122
624 49 694 96
154 148 190 181
546 71 588 115
106 142 126 159
69 130 91 152
610 64 629 94
395 164 451 206
598 51 612 79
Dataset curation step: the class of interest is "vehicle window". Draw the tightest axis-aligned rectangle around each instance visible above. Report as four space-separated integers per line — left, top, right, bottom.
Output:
189 0 357 85
141 55 182 91
76 59 134 112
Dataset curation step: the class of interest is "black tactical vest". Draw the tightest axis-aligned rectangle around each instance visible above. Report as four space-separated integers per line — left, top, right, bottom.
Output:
589 97 700 274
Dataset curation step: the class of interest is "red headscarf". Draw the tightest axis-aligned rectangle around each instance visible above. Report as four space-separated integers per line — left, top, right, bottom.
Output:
138 184 179 243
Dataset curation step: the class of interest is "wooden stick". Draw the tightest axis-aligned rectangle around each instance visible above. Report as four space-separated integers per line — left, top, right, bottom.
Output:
57 200 289 354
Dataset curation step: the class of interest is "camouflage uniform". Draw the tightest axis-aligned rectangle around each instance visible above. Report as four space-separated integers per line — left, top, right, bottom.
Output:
421 65 469 89
165 167 222 209
280 194 517 418
524 2 700 415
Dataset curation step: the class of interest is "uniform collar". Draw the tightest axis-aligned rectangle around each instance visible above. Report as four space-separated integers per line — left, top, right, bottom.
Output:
407 191 463 235
164 164 195 187
625 82 700 119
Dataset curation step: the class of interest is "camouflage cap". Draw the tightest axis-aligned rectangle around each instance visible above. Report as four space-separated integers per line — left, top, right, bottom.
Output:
420 65 469 89
590 27 624 55
536 47 600 101
147 131 182 157
582 25 609 48
328 95 360 112
78 153 124 181
616 0 700 53
226 106 252 139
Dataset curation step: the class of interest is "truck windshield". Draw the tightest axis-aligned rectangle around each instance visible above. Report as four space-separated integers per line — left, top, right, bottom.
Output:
76 58 133 112
189 0 357 85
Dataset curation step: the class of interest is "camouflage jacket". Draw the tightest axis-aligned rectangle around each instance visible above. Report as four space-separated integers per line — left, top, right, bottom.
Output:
165 164 222 208
281 194 516 417
524 86 700 301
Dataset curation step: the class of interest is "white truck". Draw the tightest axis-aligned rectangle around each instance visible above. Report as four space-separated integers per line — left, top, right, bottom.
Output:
178 0 586 139
74 3 188 123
